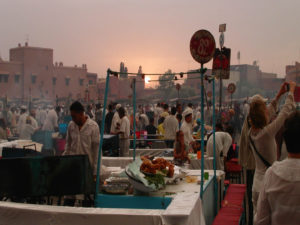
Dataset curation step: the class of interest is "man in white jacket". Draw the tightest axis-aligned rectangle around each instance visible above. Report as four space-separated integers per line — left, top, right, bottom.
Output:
180 108 195 152
206 130 232 170
164 107 179 148
255 111 300 225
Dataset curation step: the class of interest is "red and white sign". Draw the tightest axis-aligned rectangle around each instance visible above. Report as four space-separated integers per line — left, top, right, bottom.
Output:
227 83 236 94
190 30 216 64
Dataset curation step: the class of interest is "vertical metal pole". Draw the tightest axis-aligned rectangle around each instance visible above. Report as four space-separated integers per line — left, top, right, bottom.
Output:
212 77 218 215
95 69 110 206
133 78 137 160
200 64 205 198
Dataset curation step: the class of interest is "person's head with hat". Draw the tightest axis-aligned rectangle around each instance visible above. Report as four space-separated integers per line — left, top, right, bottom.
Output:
20 105 27 114
182 108 193 124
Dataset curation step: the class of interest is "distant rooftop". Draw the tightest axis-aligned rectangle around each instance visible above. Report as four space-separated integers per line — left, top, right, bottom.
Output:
10 42 53 51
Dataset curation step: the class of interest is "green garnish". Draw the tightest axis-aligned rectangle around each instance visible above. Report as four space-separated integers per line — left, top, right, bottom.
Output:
145 174 166 188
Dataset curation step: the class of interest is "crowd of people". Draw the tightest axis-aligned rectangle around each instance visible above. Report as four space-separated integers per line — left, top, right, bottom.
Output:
0 81 298 223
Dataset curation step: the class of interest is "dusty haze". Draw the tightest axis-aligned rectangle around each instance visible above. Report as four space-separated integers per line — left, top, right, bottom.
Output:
1 0 300 78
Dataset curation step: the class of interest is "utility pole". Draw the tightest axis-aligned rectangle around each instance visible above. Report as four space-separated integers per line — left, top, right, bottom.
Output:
218 24 226 114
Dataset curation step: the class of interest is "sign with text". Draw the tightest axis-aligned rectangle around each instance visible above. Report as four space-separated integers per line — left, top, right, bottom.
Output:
212 47 231 79
190 30 216 64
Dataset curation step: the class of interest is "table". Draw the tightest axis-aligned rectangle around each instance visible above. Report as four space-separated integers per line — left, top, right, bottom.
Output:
129 148 173 157
0 169 224 225
102 156 215 170
102 157 133 168
189 157 215 170
0 140 43 157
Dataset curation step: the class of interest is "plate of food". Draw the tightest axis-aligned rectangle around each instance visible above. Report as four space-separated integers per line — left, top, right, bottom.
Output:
140 157 174 178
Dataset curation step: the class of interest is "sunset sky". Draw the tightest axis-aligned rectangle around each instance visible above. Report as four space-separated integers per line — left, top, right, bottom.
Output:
1 0 300 80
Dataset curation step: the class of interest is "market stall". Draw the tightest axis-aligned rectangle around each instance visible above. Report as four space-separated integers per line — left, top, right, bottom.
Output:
0 169 223 225
102 155 215 170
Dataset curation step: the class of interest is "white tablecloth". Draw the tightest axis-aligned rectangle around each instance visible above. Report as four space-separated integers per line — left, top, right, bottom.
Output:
189 157 215 170
0 169 224 225
102 157 134 168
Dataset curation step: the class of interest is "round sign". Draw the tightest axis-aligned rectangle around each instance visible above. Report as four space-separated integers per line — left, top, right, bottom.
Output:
207 91 212 98
190 30 216 64
227 83 236 94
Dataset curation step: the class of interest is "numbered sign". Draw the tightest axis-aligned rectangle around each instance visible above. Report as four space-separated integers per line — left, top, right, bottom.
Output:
190 30 216 64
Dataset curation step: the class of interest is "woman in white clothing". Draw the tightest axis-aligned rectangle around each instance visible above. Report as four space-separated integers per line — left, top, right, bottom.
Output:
249 82 296 215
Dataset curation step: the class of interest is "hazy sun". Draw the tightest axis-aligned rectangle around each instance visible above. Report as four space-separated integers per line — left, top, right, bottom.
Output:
145 76 150 84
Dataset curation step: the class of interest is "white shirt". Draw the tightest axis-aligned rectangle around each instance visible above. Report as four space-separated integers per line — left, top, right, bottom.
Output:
110 112 120 134
255 158 300 225
39 110 47 126
119 116 130 139
19 116 38 140
140 114 149 126
180 120 194 150
42 109 58 131
64 118 100 175
196 111 201 120
163 115 178 140
17 113 28 134
207 132 232 170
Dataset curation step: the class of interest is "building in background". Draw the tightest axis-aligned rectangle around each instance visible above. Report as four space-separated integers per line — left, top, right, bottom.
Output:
286 61 300 83
0 43 98 102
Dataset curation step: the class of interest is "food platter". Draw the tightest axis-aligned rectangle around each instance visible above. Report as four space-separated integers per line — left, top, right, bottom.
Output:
125 157 187 193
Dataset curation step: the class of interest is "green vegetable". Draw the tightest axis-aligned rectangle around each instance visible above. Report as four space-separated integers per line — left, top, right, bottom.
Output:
145 174 165 189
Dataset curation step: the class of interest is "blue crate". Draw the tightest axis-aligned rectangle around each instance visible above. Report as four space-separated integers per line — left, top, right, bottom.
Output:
95 194 172 210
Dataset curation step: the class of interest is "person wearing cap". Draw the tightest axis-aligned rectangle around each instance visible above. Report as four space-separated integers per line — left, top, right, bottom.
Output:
180 108 196 152
249 82 296 215
110 103 121 134
137 111 149 131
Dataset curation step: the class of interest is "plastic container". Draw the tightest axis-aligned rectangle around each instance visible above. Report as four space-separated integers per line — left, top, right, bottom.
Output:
197 151 201 159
